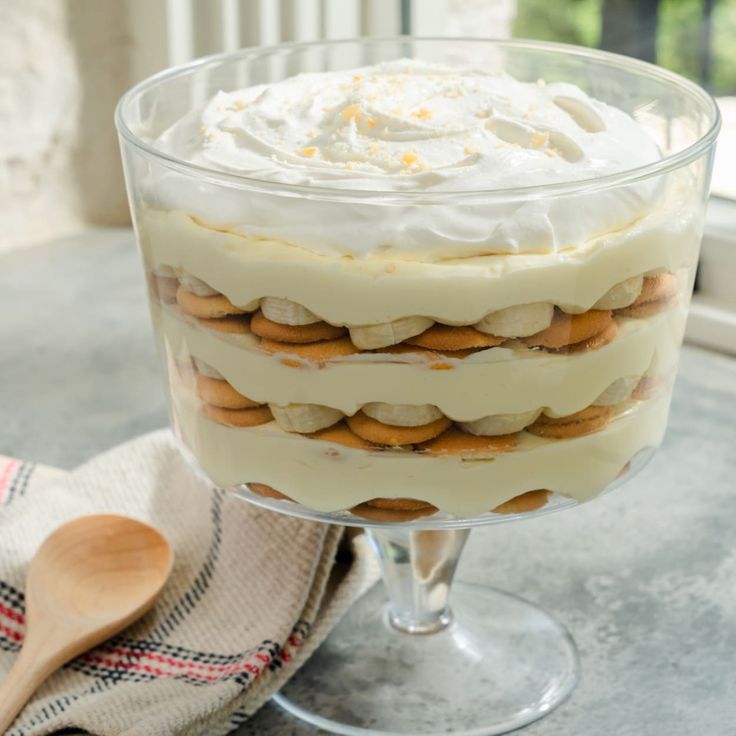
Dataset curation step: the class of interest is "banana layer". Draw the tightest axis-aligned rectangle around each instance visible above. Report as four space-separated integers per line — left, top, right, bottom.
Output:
171 276 658 347
193 373 657 437
172 388 670 517
154 301 685 421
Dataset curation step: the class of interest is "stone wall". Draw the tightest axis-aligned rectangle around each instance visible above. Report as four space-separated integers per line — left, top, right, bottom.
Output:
0 1 138 252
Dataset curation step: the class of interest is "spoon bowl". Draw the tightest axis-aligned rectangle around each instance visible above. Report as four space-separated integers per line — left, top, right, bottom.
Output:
29 514 173 621
0 514 173 733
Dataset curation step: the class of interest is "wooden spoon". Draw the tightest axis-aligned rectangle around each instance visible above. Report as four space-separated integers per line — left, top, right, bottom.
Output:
0 514 173 733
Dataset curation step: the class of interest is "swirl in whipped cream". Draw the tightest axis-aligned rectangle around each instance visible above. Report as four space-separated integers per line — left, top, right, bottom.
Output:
152 58 666 259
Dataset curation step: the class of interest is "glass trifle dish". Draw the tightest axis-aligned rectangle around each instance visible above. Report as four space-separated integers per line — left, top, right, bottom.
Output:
117 38 719 736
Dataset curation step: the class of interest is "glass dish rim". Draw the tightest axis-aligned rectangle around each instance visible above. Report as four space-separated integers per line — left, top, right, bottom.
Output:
115 35 721 204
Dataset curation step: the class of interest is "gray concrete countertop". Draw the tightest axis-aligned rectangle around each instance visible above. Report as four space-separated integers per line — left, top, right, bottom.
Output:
2 229 736 736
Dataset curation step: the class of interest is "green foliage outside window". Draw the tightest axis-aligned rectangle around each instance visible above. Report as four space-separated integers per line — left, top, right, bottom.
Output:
512 0 736 95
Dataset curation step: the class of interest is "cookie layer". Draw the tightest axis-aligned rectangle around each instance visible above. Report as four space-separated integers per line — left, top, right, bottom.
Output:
259 337 358 361
492 490 550 514
523 309 613 350
247 482 291 500
307 423 375 450
251 311 346 343
347 411 452 446
177 286 248 319
555 320 619 354
527 405 613 438
406 325 505 351
202 404 274 427
350 502 439 522
196 316 251 335
617 273 679 318
195 372 262 409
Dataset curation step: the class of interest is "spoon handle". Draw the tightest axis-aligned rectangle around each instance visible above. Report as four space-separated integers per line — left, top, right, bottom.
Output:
0 635 66 733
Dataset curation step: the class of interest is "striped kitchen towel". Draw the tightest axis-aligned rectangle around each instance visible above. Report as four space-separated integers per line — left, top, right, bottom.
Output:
0 430 378 735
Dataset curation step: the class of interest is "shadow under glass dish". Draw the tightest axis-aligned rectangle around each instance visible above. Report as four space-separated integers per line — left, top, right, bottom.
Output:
117 37 719 735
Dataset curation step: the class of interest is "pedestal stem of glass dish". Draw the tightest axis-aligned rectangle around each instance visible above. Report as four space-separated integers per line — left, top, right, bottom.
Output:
365 527 471 634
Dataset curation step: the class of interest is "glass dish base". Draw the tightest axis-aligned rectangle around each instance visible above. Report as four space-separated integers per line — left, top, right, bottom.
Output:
274 581 579 736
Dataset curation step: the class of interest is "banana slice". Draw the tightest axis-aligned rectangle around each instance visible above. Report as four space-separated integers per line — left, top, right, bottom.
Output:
261 297 321 326
270 403 344 433
593 375 640 406
349 317 434 350
362 402 444 427
557 302 587 314
193 358 224 380
175 269 220 297
593 276 644 310
153 264 176 278
459 409 542 436
474 303 553 338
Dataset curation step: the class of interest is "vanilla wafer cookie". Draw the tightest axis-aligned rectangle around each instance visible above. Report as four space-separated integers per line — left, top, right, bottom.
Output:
196 316 251 335
202 404 273 428
177 286 249 319
350 500 439 522
251 311 346 343
307 423 375 450
523 309 613 350
366 498 434 511
195 373 262 410
247 483 292 501
492 490 550 514
260 336 358 361
527 405 613 438
347 411 451 446
554 320 619 354
617 273 679 318
418 427 516 456
406 325 505 351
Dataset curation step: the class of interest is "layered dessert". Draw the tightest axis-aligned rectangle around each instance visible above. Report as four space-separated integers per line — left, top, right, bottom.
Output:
137 59 702 521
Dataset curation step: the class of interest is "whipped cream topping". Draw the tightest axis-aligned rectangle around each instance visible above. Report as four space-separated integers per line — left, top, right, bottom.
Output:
152 59 664 259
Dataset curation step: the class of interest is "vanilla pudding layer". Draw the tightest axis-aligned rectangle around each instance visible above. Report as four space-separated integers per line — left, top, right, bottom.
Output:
140 187 700 326
172 387 669 517
154 301 684 421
